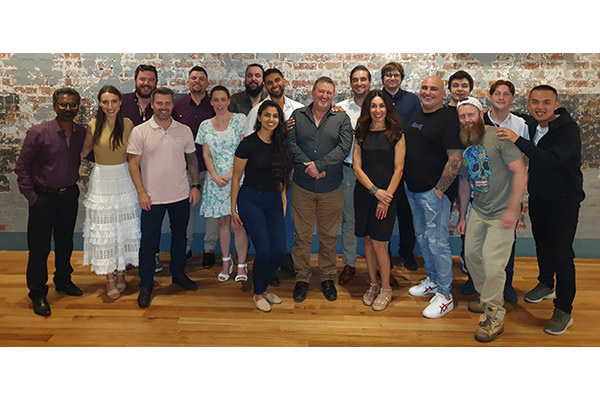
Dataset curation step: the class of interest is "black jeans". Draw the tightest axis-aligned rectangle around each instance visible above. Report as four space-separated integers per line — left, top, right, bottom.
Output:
395 178 416 257
26 186 79 300
139 198 190 289
529 197 580 314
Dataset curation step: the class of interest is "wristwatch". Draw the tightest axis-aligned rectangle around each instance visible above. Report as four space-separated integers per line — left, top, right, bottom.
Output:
191 184 201 190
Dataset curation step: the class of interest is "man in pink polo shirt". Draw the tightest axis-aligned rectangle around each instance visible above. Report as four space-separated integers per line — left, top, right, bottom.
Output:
127 87 201 308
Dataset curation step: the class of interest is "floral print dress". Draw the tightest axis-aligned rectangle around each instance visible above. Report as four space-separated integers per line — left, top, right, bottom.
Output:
196 113 247 218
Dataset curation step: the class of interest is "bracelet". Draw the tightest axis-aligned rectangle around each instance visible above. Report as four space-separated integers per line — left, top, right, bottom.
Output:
369 185 379 196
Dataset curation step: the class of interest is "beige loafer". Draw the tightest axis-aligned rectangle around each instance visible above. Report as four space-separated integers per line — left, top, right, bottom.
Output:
264 293 282 304
254 296 271 312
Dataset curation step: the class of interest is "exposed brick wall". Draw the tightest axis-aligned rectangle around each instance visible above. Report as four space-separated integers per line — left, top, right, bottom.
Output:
1 53 599 237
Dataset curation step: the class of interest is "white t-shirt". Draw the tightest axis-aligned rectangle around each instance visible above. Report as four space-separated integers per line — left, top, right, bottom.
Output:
244 95 304 137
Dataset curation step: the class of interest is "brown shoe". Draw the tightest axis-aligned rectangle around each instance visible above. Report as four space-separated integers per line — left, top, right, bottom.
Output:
338 264 355 285
389 273 399 288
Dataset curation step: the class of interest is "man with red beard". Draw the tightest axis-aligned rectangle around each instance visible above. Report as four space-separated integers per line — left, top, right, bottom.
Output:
456 97 527 342
229 63 268 116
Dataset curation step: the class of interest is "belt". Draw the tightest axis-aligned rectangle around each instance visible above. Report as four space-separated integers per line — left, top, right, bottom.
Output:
34 185 77 194
343 162 352 168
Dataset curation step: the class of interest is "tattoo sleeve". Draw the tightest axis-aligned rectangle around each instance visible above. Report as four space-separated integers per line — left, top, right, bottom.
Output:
434 149 463 194
185 152 200 185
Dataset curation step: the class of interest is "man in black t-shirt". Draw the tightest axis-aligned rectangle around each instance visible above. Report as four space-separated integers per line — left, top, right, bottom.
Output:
403 76 463 319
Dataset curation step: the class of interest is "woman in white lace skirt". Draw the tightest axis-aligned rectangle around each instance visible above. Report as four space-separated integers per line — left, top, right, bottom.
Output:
81 85 140 299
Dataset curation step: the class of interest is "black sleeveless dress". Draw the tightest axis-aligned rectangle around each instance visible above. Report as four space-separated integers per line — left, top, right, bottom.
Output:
354 129 400 241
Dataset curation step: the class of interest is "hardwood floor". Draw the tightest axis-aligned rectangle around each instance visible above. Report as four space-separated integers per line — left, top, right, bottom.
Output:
1 251 599 347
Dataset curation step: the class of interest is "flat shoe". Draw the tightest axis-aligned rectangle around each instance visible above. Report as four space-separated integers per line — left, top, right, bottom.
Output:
264 293 282 304
254 296 271 312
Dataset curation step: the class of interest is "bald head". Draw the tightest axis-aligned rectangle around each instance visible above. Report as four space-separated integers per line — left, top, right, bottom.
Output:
420 75 445 113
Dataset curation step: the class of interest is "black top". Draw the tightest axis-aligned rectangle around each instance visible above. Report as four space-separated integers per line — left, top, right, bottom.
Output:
516 108 585 203
360 130 399 189
235 132 278 192
403 107 462 195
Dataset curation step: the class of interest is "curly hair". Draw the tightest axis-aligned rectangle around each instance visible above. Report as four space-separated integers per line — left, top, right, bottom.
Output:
354 90 403 147
254 100 292 191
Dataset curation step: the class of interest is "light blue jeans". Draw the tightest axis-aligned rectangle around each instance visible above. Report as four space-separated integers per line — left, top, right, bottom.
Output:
405 184 453 297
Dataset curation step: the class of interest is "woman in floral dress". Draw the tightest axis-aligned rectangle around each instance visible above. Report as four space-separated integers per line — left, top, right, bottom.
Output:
196 86 249 282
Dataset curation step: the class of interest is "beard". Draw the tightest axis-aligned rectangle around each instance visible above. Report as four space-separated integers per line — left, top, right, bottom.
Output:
246 83 264 98
460 117 486 147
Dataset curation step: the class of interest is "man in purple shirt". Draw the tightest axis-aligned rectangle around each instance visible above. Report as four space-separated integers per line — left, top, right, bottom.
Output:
121 64 158 126
15 88 86 317
173 66 218 266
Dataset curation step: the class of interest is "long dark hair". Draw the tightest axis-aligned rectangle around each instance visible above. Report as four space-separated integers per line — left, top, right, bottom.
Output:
93 85 125 151
354 90 403 147
255 100 292 191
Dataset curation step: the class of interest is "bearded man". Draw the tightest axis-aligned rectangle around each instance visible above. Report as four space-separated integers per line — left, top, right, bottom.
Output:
456 97 527 343
228 63 268 115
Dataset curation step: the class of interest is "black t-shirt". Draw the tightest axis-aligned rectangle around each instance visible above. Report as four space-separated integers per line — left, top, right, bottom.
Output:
234 132 277 192
403 107 462 194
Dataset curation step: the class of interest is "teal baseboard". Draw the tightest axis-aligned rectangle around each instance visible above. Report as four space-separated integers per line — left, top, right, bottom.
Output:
1 231 598 259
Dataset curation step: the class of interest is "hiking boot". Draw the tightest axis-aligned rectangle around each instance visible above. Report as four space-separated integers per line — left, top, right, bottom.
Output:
474 312 504 343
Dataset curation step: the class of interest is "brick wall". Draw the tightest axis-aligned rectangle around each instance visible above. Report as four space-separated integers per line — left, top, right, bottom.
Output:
1 53 599 242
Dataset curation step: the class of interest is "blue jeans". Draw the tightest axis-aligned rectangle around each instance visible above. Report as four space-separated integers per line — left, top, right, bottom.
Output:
237 186 286 295
405 184 453 297
139 198 189 289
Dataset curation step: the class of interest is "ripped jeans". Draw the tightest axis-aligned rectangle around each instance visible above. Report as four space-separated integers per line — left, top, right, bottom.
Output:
405 184 453 297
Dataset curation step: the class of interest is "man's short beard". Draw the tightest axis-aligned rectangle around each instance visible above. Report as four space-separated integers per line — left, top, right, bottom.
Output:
460 117 486 147
136 87 152 99
246 84 264 98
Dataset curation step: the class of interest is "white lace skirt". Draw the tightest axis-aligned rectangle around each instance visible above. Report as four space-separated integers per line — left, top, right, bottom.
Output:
83 162 141 275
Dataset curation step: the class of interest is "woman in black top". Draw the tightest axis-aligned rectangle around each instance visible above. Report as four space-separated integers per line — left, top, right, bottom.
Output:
353 90 406 311
231 101 292 312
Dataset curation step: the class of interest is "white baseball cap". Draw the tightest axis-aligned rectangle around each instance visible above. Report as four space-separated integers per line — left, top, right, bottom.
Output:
456 96 483 112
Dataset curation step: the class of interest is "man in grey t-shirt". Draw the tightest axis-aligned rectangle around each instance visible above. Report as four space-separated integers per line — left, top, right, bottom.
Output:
456 97 527 343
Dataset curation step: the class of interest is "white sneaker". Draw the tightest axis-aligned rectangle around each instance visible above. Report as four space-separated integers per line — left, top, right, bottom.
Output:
408 277 438 296
423 293 454 319
154 254 164 273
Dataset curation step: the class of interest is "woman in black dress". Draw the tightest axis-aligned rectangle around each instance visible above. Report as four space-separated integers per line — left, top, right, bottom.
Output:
353 90 406 311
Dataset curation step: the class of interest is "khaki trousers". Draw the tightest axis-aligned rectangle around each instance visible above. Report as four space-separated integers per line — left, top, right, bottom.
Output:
291 183 343 283
465 207 515 321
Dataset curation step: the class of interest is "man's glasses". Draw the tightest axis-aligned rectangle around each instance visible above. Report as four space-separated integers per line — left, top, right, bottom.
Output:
385 73 401 79
57 103 79 110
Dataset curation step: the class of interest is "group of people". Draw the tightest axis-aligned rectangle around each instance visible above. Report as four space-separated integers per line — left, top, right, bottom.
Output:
14 61 584 343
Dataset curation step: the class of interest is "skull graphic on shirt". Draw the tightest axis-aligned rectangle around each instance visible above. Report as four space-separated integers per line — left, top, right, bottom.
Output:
463 144 492 193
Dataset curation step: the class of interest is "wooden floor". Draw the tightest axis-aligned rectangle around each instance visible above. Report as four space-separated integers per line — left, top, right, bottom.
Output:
1 251 599 347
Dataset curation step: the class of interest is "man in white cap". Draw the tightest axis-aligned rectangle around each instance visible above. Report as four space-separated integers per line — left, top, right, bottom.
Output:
456 97 527 342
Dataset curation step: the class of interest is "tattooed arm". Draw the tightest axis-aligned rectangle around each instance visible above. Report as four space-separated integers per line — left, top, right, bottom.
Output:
434 149 463 199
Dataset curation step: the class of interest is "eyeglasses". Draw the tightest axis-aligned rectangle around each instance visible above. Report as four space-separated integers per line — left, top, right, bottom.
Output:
385 73 401 79
57 102 79 110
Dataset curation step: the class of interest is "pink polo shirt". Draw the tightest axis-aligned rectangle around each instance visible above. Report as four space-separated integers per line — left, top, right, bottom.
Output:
127 116 196 205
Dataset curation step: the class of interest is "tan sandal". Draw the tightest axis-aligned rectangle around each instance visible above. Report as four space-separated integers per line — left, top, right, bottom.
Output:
116 271 126 293
362 283 380 306
106 273 120 300
372 288 392 311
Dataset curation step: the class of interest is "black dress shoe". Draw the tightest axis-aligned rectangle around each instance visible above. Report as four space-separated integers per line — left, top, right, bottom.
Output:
186 250 193 260
269 274 281 287
403 255 418 271
293 281 309 303
32 297 51 317
138 287 152 308
321 280 337 301
172 275 198 291
280 254 295 277
55 282 83 296
202 252 215 268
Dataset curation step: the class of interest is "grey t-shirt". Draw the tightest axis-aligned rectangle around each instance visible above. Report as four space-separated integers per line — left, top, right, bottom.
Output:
459 126 523 219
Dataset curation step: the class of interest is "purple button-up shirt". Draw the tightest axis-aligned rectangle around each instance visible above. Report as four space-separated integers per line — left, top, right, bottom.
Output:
15 118 86 204
121 92 154 126
173 94 215 172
